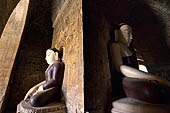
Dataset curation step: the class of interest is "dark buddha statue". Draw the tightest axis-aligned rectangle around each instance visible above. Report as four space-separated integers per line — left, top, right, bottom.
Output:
109 24 170 104
24 48 65 107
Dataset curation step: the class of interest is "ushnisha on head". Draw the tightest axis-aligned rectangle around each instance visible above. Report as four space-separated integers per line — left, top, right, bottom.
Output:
115 24 133 46
45 48 62 65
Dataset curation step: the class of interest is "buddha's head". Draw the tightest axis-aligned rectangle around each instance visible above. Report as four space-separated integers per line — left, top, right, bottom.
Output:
45 48 60 65
116 24 132 46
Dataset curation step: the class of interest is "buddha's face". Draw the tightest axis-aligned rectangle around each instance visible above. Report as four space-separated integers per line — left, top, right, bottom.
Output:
120 25 132 46
45 49 58 65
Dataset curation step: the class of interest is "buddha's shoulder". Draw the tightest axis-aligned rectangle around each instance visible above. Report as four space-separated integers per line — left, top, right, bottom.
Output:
110 42 120 49
53 61 64 66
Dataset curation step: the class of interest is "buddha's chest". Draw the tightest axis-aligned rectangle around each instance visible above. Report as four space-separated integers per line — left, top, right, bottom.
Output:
119 44 132 57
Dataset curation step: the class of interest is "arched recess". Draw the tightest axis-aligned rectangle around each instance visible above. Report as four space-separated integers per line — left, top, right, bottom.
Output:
106 0 170 79
83 0 170 112
141 0 170 49
4 0 54 112
127 0 170 79
0 0 29 112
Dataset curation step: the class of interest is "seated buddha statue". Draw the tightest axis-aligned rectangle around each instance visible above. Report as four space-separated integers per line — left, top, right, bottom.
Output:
109 24 170 104
24 48 65 107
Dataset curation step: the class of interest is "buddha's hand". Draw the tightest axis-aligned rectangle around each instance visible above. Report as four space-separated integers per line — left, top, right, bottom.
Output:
24 86 39 100
37 85 44 92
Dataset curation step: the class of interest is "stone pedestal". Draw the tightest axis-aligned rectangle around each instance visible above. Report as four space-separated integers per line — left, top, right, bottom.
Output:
111 97 170 113
17 100 67 113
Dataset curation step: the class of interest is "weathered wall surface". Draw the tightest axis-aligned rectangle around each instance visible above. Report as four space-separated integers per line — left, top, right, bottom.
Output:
52 0 84 112
51 0 65 23
0 0 29 112
0 0 20 37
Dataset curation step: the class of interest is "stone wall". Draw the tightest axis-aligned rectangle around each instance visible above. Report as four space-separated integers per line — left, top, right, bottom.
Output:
0 0 19 37
83 1 113 113
52 0 84 112
0 0 29 112
51 0 65 23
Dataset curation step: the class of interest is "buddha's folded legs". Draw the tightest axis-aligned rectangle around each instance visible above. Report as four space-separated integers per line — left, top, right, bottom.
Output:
123 77 170 104
29 87 61 107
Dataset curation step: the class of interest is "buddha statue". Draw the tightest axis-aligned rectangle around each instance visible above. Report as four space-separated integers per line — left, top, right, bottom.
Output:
24 48 65 107
109 24 170 104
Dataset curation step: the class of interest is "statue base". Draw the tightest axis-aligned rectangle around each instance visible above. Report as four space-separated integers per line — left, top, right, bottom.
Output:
17 100 67 113
111 97 170 113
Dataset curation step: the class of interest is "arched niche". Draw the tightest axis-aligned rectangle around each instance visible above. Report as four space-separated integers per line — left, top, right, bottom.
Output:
2 0 54 112
83 0 170 112
107 0 170 79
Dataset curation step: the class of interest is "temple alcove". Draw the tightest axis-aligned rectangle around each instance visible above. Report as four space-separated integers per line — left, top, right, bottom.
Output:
3 0 53 112
84 0 170 113
1 0 84 112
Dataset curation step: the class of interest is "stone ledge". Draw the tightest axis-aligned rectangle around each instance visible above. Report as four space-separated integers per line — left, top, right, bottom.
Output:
17 100 67 113
112 97 170 113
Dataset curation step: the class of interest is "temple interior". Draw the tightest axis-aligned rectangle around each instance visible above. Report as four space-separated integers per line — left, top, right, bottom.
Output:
0 0 170 113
